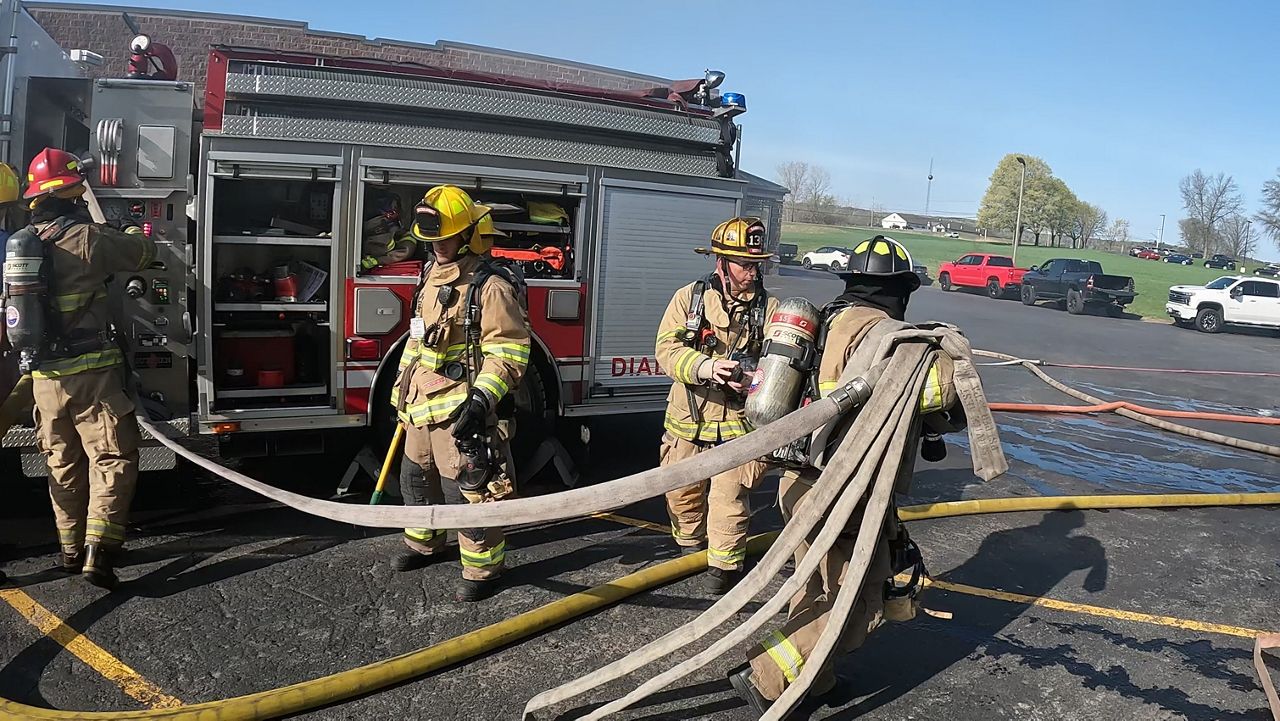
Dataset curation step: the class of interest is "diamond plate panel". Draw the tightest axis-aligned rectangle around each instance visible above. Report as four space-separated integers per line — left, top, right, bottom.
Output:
3 418 190 448
221 115 720 177
226 66 722 146
20 446 176 478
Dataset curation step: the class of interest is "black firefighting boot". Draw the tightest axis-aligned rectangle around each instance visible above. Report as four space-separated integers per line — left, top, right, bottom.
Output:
728 665 770 718
454 576 498 603
679 542 706 557
704 566 744 595
81 543 118 590
391 549 445 572
59 549 84 574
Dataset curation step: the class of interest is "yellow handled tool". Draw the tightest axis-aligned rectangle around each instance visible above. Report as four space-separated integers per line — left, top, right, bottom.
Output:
370 424 404 506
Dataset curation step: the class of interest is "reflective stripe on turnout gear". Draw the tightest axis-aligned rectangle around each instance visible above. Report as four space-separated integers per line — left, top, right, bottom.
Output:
663 412 748 443
394 390 470 426
52 289 106 313
86 518 126 543
669 347 705 386
404 528 443 542
761 629 805 683
481 342 530 365
57 527 82 547
460 540 506 569
31 348 123 379
707 545 746 567
474 372 509 401
400 343 469 371
920 362 944 412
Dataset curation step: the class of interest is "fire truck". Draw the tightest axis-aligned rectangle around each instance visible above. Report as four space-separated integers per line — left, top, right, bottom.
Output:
3 31 755 480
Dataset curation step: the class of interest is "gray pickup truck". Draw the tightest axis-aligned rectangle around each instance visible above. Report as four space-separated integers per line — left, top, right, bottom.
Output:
1019 258 1137 315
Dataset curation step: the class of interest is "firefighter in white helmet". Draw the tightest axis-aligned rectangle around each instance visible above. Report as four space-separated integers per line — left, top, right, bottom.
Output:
729 235 965 715
654 217 778 594
388 184 531 603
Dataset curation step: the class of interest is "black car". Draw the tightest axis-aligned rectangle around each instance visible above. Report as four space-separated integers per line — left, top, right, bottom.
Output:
1255 264 1280 277
913 263 933 286
1163 253 1193 265
776 243 799 265
1204 254 1236 270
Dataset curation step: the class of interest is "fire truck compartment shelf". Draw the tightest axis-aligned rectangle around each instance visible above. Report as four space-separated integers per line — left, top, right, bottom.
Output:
492 222 571 235
213 235 333 247
215 384 329 400
214 302 328 312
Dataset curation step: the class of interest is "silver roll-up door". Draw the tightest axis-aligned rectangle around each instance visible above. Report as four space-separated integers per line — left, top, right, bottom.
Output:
590 183 739 392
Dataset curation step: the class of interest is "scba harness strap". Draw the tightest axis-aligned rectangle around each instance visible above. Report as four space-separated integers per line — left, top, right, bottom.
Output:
679 273 768 357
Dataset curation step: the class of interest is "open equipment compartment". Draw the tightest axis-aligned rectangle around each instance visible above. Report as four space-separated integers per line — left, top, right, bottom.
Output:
198 149 343 419
355 166 582 282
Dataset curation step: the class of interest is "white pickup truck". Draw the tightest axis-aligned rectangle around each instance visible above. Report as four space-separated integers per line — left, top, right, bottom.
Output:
1166 276 1280 333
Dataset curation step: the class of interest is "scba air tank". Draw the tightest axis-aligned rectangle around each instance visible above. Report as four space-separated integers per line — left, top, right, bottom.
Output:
745 296 820 427
3 227 47 373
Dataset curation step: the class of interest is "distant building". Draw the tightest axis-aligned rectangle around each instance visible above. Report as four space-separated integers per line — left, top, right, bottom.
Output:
881 213 909 230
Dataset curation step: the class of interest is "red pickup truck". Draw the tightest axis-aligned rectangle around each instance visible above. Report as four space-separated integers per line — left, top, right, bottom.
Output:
937 253 1029 298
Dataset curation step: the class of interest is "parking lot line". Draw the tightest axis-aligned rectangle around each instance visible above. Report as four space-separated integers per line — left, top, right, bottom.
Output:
0 588 183 709
924 577 1265 639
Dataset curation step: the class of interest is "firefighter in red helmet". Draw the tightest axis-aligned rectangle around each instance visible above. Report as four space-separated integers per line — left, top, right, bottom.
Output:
22 147 156 589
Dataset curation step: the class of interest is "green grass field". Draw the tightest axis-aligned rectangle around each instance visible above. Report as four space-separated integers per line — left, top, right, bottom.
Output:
780 222 1248 320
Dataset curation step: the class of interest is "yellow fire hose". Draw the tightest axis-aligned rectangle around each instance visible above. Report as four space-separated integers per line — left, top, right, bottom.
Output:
3 492 1277 720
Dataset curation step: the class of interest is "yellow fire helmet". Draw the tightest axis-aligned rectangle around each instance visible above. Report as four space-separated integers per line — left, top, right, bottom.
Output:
409 184 503 254
695 216 769 261
0 163 18 205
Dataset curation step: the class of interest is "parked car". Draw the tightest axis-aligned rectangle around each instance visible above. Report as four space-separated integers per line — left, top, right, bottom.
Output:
1204 254 1237 270
1020 258 1137 315
946 231 961 238
1129 246 1149 257
1255 264 1280 277
1166 276 1280 333
1192 251 1205 259
776 243 799 265
937 253 1029 298
800 246 851 271
1163 253 1193 265
913 263 933 286
1136 249 1161 260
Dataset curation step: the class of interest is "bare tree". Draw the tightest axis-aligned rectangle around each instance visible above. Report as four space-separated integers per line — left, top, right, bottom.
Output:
1255 169 1280 252
1070 202 1107 250
1179 170 1243 256
1218 214 1257 259
805 166 831 223
776 161 809 222
1109 218 1130 250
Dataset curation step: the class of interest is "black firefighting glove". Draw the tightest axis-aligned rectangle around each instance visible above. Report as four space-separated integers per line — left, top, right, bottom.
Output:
449 389 490 443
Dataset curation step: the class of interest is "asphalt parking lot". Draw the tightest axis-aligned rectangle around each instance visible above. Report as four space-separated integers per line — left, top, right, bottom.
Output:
1 267 1277 720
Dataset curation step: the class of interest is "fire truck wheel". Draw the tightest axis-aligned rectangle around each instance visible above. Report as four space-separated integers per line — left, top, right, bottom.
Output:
510 359 553 469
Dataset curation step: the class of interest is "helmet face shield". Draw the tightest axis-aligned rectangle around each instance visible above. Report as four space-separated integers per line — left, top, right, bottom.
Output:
412 203 443 239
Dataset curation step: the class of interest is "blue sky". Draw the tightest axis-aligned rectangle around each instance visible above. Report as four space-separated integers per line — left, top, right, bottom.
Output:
76 0 1280 256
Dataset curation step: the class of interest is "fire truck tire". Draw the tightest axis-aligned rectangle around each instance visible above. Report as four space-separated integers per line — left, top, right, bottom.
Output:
510 358 553 470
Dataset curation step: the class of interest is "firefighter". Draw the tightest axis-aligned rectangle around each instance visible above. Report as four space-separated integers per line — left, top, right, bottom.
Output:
23 148 156 590
655 217 778 594
729 235 962 714
389 184 530 603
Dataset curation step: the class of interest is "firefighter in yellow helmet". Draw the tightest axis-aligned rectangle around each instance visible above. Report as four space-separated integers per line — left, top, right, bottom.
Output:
729 235 966 715
388 185 530 602
20 148 155 589
654 217 778 594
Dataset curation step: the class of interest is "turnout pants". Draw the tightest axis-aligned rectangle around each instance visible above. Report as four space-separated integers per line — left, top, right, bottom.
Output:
661 433 767 571
746 470 893 701
400 418 514 580
33 367 141 554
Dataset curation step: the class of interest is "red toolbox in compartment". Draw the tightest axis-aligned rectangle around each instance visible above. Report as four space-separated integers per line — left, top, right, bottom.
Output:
215 329 296 387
